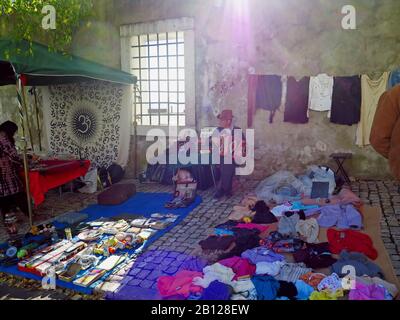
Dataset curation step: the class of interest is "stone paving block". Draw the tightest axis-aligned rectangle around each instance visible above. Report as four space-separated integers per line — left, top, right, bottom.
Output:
162 266 179 275
136 269 152 279
140 280 155 289
128 278 142 286
128 267 142 277
142 262 161 270
170 260 183 268
151 282 159 290
176 253 188 262
160 257 175 266
167 252 180 258
120 276 133 284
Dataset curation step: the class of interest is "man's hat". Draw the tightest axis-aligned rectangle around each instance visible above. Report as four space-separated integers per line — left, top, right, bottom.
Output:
217 109 233 120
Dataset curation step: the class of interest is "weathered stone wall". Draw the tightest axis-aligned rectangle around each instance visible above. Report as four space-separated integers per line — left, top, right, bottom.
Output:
113 0 396 179
1 0 396 179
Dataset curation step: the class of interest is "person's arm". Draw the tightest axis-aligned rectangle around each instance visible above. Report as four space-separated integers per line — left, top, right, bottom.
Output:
370 91 400 159
0 134 22 165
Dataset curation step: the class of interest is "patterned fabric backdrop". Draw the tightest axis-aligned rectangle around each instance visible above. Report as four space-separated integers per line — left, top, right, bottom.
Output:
41 81 132 168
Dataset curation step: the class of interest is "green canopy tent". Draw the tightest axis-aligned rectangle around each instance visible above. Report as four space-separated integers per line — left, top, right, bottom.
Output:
0 39 137 228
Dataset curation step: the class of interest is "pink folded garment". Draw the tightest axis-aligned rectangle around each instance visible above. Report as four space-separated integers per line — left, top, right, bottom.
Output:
218 256 256 280
236 223 269 233
349 282 386 300
157 270 204 298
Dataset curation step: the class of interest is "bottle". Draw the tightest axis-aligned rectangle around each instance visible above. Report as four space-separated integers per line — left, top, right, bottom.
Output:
4 212 18 235
65 228 72 241
51 231 59 243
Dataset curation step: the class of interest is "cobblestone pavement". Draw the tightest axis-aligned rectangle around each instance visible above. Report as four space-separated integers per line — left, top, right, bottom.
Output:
1 178 400 299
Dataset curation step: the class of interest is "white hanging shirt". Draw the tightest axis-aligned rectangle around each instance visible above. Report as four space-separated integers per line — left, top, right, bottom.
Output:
308 74 334 112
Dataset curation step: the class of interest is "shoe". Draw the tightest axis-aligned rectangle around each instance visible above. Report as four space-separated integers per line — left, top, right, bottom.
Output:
225 191 233 198
214 190 225 199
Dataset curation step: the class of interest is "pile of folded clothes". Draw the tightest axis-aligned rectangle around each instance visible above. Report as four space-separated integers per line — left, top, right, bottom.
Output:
154 190 399 300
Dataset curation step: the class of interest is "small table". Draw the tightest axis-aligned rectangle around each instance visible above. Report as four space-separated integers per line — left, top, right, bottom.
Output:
330 153 353 184
23 159 91 207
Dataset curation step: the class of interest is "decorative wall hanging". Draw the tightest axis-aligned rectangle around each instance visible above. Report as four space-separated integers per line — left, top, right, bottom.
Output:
41 80 132 168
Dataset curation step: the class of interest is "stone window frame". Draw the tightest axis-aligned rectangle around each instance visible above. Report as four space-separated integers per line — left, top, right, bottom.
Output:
120 17 196 136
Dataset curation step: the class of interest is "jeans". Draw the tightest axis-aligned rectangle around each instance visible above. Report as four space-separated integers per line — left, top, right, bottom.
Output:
218 163 236 193
0 192 29 217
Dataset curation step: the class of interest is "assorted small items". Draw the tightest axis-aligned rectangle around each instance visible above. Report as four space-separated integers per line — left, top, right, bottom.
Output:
0 210 180 292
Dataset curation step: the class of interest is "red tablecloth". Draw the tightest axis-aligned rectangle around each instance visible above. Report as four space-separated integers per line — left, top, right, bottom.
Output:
22 160 91 207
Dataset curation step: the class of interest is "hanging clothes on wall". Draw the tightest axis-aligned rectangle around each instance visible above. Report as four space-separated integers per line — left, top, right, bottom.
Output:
308 73 333 112
356 72 389 146
247 75 258 128
255 75 282 123
248 75 283 126
284 77 310 124
330 76 361 125
387 68 400 89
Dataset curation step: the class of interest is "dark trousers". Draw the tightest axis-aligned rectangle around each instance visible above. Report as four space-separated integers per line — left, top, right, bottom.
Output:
218 163 236 193
0 192 29 217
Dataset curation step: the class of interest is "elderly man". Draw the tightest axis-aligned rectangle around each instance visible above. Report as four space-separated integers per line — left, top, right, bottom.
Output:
370 85 400 181
212 109 245 199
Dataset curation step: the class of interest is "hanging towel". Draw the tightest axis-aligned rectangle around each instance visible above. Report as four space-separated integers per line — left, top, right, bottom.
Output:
308 73 334 112
330 76 361 125
284 77 310 124
356 72 389 146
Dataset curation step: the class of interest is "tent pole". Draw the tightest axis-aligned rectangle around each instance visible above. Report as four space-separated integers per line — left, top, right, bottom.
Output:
21 85 35 152
16 78 34 228
32 87 42 151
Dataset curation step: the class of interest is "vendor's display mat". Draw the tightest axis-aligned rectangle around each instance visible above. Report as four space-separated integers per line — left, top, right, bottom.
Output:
327 205 399 290
0 193 202 295
274 205 400 291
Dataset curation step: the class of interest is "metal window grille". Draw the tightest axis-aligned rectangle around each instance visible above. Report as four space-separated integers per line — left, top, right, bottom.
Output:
131 31 186 127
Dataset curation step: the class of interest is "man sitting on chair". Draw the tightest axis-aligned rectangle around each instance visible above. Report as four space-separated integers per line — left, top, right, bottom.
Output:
212 109 245 199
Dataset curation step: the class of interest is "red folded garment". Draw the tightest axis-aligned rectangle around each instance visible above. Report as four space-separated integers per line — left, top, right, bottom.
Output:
218 256 256 280
157 270 204 298
235 223 269 233
327 229 378 260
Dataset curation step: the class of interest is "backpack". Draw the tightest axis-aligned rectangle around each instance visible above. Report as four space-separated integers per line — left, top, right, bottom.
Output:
107 163 125 184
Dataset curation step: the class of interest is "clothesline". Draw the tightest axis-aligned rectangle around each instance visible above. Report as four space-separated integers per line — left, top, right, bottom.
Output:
248 69 399 147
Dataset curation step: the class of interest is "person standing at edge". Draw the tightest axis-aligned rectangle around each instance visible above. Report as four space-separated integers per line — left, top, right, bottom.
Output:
212 109 246 199
0 121 31 234
370 85 400 188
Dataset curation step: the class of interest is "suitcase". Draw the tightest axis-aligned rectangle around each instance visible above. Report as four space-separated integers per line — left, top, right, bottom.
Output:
97 183 136 205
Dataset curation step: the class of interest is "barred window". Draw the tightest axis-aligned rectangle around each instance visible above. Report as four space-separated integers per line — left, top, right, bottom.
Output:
131 31 186 127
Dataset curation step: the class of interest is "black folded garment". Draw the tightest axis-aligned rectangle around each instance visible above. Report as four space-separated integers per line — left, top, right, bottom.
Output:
283 210 306 220
215 220 240 231
219 232 261 260
277 281 298 300
198 235 236 251
293 242 337 269
251 201 278 224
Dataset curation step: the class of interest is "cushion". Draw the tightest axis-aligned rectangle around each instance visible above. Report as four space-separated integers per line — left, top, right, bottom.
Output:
97 183 136 206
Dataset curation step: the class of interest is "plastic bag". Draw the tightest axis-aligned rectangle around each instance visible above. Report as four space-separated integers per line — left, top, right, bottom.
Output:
255 171 306 204
78 168 98 194
305 165 336 196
